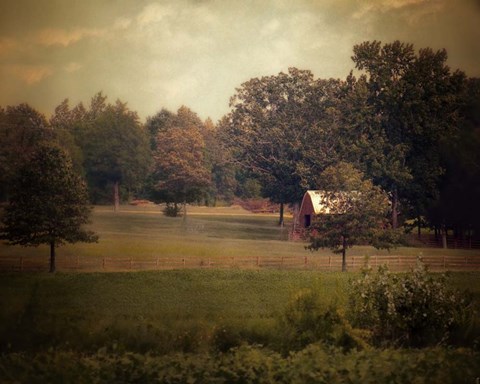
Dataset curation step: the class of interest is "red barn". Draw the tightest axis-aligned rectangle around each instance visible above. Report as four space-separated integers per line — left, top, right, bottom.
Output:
298 190 332 229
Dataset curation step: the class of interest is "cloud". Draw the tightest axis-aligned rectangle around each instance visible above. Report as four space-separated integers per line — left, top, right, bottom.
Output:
0 37 19 56
34 27 105 47
7 64 53 85
136 3 174 26
352 0 445 22
64 62 82 73
113 17 132 30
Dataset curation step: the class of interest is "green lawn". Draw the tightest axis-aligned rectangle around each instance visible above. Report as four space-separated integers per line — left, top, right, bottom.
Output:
1 204 477 263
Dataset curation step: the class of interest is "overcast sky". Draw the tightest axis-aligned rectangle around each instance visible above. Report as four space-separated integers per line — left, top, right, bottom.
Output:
1 0 479 122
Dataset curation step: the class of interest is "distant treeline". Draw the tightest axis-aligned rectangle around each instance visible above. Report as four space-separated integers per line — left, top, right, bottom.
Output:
1 40 479 239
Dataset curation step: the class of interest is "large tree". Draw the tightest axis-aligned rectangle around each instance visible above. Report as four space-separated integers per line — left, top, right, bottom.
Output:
151 106 212 216
75 94 151 210
351 41 465 229
0 104 53 201
0 144 98 272
223 68 341 226
307 162 394 272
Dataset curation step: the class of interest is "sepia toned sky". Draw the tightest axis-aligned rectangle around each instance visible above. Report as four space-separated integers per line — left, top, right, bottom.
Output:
1 0 479 122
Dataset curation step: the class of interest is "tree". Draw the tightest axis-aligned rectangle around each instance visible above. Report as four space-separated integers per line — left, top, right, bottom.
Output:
223 68 341 226
426 77 480 245
151 106 212 217
49 98 85 175
76 94 151 209
307 162 394 272
0 104 53 201
351 41 465 229
0 144 98 272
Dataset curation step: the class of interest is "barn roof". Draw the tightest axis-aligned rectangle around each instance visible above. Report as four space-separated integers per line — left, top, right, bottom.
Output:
301 190 332 215
301 190 354 215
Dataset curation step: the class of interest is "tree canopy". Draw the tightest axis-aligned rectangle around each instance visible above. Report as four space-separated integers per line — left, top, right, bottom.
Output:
150 106 212 216
0 144 98 272
73 94 151 209
307 162 394 271
351 40 466 229
222 68 342 225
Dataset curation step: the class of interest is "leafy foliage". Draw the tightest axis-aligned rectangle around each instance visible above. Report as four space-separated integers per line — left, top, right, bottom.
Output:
0 144 98 272
222 68 342 224
151 106 211 214
307 162 397 271
0 104 53 200
351 40 466 228
349 260 474 347
1 345 478 384
277 289 369 353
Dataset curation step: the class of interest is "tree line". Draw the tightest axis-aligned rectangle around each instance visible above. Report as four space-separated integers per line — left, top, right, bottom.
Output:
1 40 479 242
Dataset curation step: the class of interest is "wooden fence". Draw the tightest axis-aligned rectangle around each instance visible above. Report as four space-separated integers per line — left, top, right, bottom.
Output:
1 254 479 272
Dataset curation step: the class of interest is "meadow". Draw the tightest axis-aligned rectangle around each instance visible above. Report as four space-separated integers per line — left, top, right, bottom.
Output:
1 204 477 265
1 205 480 382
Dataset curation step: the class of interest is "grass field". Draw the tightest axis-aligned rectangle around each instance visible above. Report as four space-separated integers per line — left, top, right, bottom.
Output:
1 204 478 262
1 205 479 382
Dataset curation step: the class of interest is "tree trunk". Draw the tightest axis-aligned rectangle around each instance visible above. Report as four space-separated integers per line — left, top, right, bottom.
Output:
292 202 300 232
441 224 448 249
182 198 187 224
49 240 56 273
417 215 421 239
392 186 398 229
113 181 120 212
278 202 284 227
341 236 347 272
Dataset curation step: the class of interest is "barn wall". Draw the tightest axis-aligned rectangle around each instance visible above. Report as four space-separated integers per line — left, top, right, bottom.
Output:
299 194 314 229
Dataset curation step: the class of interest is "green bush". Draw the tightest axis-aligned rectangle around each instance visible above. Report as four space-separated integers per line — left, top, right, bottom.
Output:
212 319 277 352
163 203 182 217
349 259 474 347
1 346 478 383
277 289 369 353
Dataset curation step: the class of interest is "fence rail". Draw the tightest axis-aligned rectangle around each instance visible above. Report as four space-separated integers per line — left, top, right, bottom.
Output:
1 254 480 272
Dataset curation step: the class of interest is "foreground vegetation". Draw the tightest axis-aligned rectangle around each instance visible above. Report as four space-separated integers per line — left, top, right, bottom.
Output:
0 268 479 382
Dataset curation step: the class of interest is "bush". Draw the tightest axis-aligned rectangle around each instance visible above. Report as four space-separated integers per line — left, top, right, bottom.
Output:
349 259 474 347
1 346 478 383
163 203 182 217
277 289 369 353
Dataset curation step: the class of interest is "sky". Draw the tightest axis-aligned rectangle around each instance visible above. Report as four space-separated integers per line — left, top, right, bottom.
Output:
1 0 479 123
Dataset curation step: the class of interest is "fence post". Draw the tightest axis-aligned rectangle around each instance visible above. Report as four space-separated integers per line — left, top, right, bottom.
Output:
256 256 259 267
328 256 331 270
352 256 355 270
183 258 185 268
103 257 106 270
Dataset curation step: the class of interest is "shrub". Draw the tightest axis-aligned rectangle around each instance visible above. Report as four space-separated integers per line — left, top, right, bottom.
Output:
277 289 369 353
349 259 474 347
163 203 182 217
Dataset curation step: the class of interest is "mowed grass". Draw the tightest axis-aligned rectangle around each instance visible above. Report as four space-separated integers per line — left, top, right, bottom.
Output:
1 204 478 262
